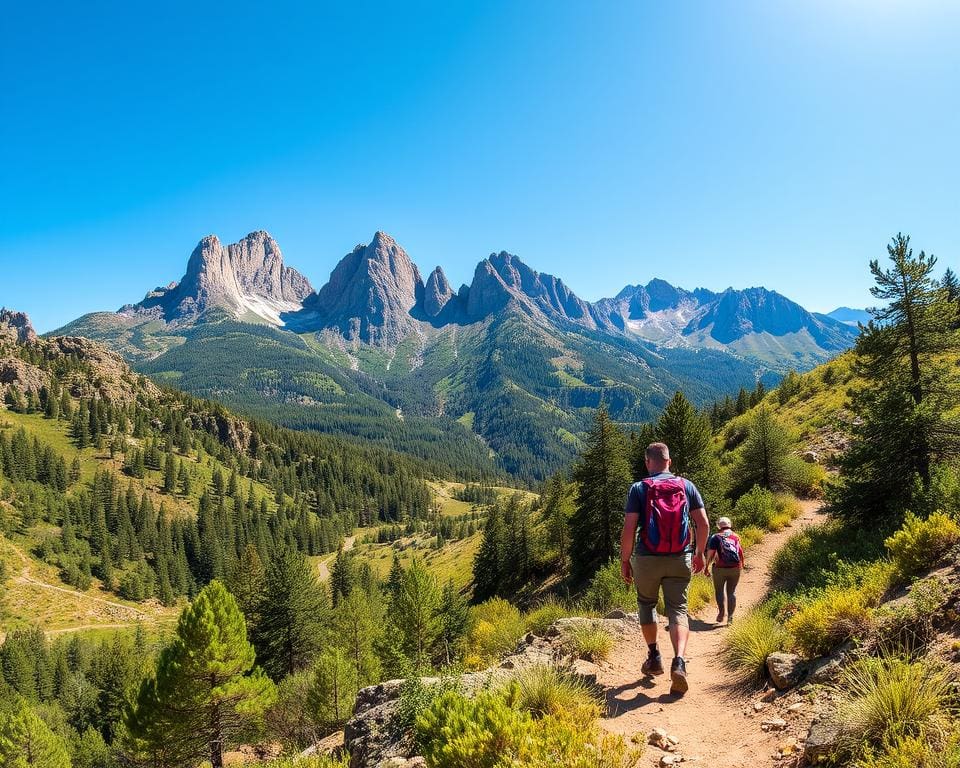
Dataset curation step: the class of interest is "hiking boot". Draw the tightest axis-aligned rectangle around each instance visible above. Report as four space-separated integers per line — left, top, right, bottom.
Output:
727 615 734 626
670 657 689 694
641 651 664 677
715 611 725 624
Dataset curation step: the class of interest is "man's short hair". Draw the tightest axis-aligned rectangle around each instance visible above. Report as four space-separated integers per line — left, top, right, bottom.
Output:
645 442 670 462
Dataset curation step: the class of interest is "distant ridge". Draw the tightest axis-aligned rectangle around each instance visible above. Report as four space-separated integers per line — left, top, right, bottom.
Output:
51 229 860 480
826 306 872 326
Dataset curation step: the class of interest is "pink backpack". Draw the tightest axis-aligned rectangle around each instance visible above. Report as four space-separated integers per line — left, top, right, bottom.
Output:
640 476 691 554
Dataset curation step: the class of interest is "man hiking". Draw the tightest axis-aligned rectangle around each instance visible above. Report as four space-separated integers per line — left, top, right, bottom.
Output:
704 516 744 625
620 442 709 695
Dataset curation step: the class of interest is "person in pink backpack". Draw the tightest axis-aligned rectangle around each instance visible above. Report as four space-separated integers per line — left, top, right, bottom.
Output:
704 516 744 625
620 442 709 695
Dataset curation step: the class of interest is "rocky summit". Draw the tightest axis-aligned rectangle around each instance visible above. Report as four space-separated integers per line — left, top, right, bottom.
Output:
0 308 38 345
52 229 860 480
122 230 313 325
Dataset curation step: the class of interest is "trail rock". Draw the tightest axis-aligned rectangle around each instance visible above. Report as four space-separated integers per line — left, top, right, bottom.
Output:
804 719 842 763
766 652 808 690
761 717 788 731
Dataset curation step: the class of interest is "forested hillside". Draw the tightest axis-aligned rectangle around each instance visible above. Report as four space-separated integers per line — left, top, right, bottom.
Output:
0 316 435 616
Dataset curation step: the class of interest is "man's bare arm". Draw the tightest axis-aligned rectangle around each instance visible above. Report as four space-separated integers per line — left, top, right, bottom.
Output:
620 512 639 584
690 506 709 573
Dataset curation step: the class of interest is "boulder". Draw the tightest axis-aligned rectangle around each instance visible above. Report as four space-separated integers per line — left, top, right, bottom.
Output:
766 652 808 690
804 719 843 763
802 451 820 464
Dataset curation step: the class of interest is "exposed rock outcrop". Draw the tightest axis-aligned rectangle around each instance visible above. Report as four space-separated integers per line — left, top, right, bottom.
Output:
0 309 37 345
292 232 425 346
422 267 455 319
342 616 629 768
127 230 313 325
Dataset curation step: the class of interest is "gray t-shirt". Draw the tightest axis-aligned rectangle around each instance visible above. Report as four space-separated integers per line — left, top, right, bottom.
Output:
624 472 705 556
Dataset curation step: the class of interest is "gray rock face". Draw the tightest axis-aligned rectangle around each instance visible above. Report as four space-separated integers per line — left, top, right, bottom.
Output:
465 252 596 328
766 652 808 690
0 309 37 345
295 232 425 346
132 231 313 324
804 719 842 763
423 267 455 318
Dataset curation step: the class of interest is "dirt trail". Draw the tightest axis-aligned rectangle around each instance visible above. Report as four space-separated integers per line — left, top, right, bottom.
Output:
317 534 358 581
599 501 826 766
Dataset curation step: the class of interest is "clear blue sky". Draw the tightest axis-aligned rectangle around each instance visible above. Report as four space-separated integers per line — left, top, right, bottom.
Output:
2 1 958 333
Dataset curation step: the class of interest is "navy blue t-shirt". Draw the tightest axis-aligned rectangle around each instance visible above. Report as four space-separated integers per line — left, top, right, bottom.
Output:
624 472 705 556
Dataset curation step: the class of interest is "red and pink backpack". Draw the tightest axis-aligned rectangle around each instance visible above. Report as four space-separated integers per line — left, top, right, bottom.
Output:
639 476 691 554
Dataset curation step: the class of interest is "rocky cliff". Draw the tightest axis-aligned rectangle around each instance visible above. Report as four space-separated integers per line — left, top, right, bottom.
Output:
126 230 313 325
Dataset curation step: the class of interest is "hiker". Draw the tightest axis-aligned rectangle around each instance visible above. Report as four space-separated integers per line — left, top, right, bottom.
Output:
704 516 744 625
620 442 709 694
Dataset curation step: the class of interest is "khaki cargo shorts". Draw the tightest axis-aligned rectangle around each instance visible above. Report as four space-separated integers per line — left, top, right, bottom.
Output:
630 552 692 627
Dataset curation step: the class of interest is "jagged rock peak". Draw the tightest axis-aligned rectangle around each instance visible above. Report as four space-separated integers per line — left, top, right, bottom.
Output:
466 251 595 327
133 230 313 325
423 266 454 318
0 308 38 345
296 232 425 346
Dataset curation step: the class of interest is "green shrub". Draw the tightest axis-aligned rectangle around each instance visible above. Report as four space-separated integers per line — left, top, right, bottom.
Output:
870 578 946 657
738 526 765 550
688 573 714 614
731 486 777 530
786 561 894 657
565 623 613 662
885 511 960 577
415 684 637 768
723 609 789 684
580 561 634 615
856 731 960 768
524 598 568 636
465 598 525 668
782 457 827 498
770 520 886 593
394 676 462 743
833 655 955 757
513 665 600 721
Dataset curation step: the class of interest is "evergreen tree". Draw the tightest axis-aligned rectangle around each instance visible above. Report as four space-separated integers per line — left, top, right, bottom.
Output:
391 558 441 672
542 473 574 569
225 544 266 629
732 406 793 494
569 406 631 580
254 549 330 679
833 234 960 522
333 588 381 686
123 581 275 768
306 648 357 732
178 462 191 495
436 580 470 666
654 391 717 493
0 699 71 767
472 503 504 601
163 453 177 494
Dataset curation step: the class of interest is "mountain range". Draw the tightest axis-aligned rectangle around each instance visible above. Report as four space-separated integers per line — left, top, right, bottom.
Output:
55 230 858 480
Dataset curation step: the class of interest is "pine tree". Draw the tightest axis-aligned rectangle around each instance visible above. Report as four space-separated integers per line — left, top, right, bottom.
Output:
163 453 177 494
570 406 631 580
436 580 470 666
225 544 266 630
123 581 275 768
329 545 356 608
179 461 192 495
333 588 381 686
0 700 71 767
733 406 793 494
254 549 330 679
542 473 575 570
306 648 357 732
833 235 960 522
472 503 504 601
654 391 717 493
391 559 440 672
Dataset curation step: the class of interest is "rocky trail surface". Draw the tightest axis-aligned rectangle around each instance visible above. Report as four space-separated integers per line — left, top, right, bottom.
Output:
598 501 827 766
